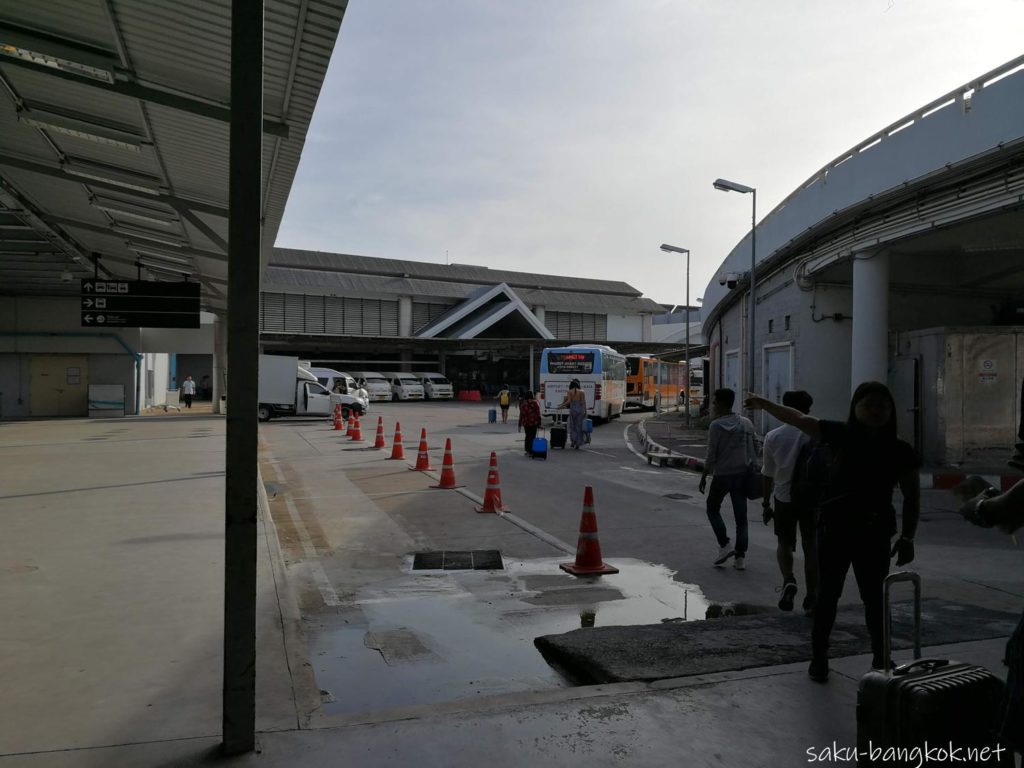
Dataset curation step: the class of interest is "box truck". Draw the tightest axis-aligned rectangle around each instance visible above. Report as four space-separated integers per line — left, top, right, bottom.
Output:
258 355 366 422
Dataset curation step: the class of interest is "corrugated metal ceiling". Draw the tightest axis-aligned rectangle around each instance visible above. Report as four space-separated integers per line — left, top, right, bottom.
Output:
0 0 347 312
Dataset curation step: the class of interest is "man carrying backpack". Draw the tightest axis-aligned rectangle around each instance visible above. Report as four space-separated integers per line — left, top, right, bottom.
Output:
761 390 820 615
497 385 512 424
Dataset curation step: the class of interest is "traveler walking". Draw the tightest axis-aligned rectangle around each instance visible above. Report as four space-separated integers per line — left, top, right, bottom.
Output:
559 379 587 449
181 375 196 408
518 390 542 456
761 390 819 614
497 384 512 424
745 381 920 683
699 388 757 570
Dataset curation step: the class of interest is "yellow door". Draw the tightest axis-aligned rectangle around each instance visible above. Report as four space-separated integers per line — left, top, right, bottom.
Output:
30 356 89 417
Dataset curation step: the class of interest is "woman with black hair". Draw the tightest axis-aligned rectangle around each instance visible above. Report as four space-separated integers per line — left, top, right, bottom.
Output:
745 381 920 683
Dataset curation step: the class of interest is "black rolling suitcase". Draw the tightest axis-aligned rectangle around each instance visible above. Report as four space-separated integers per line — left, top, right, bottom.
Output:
856 572 1010 766
550 424 567 449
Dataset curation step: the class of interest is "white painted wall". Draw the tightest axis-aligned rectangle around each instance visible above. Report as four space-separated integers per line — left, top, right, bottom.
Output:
606 314 643 342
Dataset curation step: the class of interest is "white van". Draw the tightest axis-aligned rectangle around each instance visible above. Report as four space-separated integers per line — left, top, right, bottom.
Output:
419 372 454 400
345 371 393 402
308 367 369 412
381 372 425 401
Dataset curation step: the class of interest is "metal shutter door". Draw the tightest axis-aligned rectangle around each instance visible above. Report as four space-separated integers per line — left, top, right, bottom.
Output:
284 294 305 333
324 296 345 334
380 300 399 336
261 293 285 332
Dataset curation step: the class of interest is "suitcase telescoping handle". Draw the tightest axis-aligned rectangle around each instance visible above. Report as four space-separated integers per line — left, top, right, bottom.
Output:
882 571 921 673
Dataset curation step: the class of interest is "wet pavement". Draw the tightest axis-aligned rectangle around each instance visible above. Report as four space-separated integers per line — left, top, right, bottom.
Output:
2 407 1020 767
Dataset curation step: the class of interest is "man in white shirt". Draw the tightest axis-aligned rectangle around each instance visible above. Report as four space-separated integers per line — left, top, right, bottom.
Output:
761 390 818 614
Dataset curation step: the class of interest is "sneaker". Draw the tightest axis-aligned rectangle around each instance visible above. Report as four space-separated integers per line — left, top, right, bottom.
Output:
777 582 797 611
733 556 745 570
802 595 816 617
713 544 735 566
808 656 829 683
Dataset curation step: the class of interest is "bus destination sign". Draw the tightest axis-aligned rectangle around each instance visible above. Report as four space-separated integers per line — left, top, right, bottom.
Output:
546 352 594 375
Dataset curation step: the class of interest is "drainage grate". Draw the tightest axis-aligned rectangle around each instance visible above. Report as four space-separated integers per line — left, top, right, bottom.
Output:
412 550 504 571
664 493 692 500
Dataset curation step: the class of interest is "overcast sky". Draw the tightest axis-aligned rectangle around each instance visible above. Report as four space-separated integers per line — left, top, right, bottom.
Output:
276 1 1024 307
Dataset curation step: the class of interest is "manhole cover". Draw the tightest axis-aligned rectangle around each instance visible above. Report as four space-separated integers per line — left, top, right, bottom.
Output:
664 493 692 500
412 550 504 571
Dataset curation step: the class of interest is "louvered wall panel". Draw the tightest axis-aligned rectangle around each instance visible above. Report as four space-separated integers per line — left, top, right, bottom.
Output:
305 294 325 334
284 294 306 333
380 301 399 335
262 293 285 332
324 296 345 334
343 298 361 332
362 299 382 335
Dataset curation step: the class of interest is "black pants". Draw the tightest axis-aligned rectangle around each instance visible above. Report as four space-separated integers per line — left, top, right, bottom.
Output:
523 425 538 454
811 522 891 662
183 393 193 408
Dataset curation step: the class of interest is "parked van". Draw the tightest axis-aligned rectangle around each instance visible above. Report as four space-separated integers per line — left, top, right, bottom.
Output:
308 367 369 411
380 372 425 401
418 372 454 400
345 371 393 402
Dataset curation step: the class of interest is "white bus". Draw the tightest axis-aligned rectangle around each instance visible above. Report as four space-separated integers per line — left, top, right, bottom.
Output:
539 344 627 422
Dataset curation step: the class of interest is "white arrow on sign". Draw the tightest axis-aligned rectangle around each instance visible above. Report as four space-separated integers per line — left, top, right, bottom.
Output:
83 298 94 308
83 282 93 291
84 314 93 323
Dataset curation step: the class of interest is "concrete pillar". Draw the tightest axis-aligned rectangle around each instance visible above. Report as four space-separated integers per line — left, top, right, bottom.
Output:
533 306 545 327
398 296 413 337
212 314 227 413
641 314 652 342
851 250 890 393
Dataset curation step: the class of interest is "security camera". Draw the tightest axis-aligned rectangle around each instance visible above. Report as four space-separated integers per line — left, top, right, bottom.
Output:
718 272 740 289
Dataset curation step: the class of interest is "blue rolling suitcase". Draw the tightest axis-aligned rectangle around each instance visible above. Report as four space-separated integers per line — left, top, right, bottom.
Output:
531 429 548 460
487 408 497 423
856 572 1009 765
584 418 593 444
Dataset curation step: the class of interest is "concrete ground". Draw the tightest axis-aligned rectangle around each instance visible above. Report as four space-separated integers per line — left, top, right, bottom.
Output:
0 411 1019 767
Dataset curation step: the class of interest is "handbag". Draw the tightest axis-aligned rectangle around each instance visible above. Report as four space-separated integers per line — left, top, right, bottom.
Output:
744 464 764 500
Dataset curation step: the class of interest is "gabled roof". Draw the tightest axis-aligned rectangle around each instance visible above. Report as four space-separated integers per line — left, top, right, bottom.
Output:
416 283 554 340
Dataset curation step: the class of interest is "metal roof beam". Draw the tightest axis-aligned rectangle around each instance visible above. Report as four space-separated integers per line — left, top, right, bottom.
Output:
0 52 289 138
0 153 228 217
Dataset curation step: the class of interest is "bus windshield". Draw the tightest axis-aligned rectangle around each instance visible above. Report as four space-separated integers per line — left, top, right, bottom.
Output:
545 351 595 375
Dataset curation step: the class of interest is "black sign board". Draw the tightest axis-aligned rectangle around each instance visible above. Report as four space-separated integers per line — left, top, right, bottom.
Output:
81 280 201 329
546 351 595 375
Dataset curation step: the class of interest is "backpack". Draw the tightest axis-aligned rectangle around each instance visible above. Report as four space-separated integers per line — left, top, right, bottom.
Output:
499 390 510 406
790 439 834 510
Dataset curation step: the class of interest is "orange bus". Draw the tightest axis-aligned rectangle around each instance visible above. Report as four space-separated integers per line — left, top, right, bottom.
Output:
625 355 685 411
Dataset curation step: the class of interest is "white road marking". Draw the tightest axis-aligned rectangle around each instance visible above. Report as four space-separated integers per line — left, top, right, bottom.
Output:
622 423 648 461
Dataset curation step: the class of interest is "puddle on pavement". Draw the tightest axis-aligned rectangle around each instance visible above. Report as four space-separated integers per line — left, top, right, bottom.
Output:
307 557 711 716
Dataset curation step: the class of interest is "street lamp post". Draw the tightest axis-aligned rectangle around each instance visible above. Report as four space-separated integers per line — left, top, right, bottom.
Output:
660 244 691 425
713 178 756 397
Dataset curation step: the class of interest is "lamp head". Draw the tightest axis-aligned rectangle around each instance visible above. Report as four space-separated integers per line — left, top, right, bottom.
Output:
713 178 754 194
659 243 689 255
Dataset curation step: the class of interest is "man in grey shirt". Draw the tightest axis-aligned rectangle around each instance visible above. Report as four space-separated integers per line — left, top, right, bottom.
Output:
699 388 756 569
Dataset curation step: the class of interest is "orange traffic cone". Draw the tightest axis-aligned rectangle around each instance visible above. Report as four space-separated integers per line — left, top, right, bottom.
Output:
475 452 508 513
560 486 618 575
373 416 386 449
410 428 434 471
344 414 354 436
349 416 364 441
387 422 406 460
333 405 344 431
431 438 462 489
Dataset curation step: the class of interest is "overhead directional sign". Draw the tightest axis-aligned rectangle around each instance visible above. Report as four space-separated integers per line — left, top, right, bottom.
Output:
81 280 200 328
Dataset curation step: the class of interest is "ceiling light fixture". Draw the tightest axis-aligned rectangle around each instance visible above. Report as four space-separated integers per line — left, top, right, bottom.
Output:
112 224 187 247
91 196 178 226
62 158 165 195
135 252 193 268
17 104 146 152
0 23 117 83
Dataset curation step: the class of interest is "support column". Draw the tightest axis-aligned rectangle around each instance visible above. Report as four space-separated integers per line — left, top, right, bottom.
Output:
398 296 413 337
223 0 263 755
212 314 227 414
533 306 545 327
851 250 890 393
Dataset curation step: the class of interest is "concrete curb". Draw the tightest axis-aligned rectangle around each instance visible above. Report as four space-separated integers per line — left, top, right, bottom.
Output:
637 415 706 472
